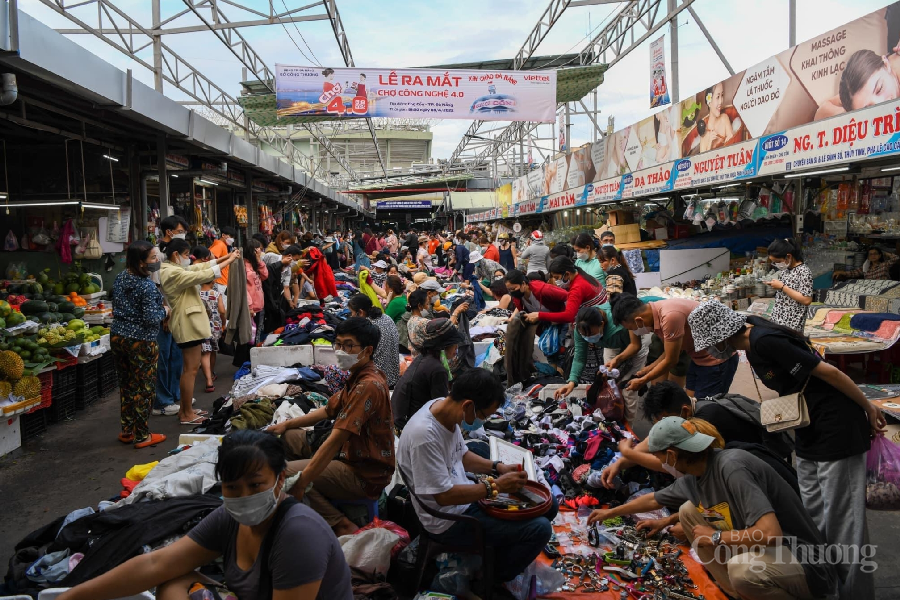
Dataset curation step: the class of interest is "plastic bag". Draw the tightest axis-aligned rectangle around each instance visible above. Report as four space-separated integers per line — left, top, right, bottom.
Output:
430 552 481 596
586 371 624 422
339 527 399 575
505 560 567 600
355 517 410 559
866 435 900 510
4 230 18 251
538 323 566 357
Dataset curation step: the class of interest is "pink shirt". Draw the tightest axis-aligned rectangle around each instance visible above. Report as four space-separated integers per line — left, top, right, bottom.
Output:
245 259 268 313
649 298 721 367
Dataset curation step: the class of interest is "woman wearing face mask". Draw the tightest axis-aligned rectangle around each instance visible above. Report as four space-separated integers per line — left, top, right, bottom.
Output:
598 245 637 297
400 288 430 356
503 269 567 386
587 416 836 600
109 241 168 448
522 256 607 326
554 305 648 427
55 429 353 600
266 230 295 254
497 233 517 272
391 318 464 432
765 238 812 332
573 233 605 286
159 238 239 425
688 300 885 600
347 294 400 388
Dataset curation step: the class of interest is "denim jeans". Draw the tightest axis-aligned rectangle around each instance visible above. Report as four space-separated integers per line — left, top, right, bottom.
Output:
155 329 183 408
432 496 558 582
685 352 739 399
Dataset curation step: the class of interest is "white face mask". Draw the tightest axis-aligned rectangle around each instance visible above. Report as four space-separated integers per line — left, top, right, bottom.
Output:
335 349 360 370
633 318 652 336
178 255 191 267
224 236 233 246
577 251 590 261
661 452 685 479
773 261 789 270
172 232 187 240
223 483 280 526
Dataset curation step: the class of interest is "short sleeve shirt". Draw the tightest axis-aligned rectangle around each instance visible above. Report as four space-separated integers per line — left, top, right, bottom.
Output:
654 449 835 598
325 362 395 495
772 264 813 332
746 324 870 461
397 400 470 534
187 503 353 600
650 299 721 367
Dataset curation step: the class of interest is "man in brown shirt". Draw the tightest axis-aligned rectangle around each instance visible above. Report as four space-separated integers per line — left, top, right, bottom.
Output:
269 317 394 536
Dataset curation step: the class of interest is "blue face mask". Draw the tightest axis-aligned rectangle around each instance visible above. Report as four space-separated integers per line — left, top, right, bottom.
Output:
461 404 485 431
583 331 603 344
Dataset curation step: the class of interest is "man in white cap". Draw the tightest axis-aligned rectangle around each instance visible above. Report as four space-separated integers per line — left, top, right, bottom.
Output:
588 416 836 600
518 230 550 275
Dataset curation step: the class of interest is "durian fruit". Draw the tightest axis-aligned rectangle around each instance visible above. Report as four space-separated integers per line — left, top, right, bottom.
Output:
0 380 12 397
13 375 41 399
0 350 24 380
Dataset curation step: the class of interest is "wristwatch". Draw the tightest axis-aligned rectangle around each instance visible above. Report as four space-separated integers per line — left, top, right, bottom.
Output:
492 460 501 475
711 530 722 546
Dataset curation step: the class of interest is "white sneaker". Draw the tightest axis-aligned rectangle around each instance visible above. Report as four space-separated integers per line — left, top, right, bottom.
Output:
152 404 180 416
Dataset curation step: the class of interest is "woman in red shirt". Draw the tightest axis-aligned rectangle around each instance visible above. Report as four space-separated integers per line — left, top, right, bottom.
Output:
480 236 500 263
524 256 606 325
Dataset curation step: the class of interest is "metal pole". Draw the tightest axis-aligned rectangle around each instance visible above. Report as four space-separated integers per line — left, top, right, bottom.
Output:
668 0 679 103
157 134 170 217
152 0 163 92
565 103 571 153
519 135 524 177
789 0 796 47
592 89 598 144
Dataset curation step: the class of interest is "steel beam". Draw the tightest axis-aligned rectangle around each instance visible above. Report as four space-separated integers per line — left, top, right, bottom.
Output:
55 15 327 35
448 0 572 165
687 6 732 76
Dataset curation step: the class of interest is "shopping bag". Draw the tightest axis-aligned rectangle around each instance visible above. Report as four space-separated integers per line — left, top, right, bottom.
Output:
866 435 900 510
355 516 410 558
586 371 624 422
538 323 565 357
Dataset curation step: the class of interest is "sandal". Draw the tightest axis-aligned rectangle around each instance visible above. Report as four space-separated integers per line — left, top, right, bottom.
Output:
134 433 167 448
204 385 215 393
117 432 135 444
180 415 206 425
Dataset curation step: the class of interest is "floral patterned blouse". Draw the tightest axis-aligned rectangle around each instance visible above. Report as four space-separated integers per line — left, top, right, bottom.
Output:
111 271 167 341
772 263 813 332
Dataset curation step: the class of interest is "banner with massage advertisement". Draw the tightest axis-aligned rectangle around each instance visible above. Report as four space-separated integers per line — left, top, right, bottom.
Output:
480 1 900 223
275 66 557 121
649 35 671 108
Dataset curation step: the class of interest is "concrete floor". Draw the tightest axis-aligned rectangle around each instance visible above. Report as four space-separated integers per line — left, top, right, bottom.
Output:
1 359 899 598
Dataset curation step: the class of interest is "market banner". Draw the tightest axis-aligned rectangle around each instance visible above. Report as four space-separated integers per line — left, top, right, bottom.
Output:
275 66 557 121
649 35 671 108
670 138 758 190
757 97 900 175
497 183 512 218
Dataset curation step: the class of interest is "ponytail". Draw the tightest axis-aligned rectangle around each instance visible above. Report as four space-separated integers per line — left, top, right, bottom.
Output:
348 294 383 320
549 255 600 288
599 245 634 280
767 238 804 263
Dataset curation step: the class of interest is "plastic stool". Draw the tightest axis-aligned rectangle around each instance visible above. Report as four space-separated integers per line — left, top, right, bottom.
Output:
330 497 378 524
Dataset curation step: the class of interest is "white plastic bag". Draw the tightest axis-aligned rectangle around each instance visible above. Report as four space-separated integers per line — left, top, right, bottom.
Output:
339 527 399 575
506 560 566 600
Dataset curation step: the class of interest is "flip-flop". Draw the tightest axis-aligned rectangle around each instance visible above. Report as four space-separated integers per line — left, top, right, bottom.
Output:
180 416 206 425
204 385 215 393
134 433 167 448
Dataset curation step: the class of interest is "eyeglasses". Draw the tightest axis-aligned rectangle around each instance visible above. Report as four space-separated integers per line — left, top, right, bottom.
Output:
333 341 364 353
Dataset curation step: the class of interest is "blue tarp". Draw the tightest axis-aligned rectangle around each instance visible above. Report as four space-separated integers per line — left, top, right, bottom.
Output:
664 226 792 256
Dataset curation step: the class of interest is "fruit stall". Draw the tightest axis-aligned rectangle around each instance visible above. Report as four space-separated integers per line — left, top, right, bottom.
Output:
0 268 114 457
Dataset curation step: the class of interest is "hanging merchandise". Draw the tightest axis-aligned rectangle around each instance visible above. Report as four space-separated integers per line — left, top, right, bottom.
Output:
234 205 248 227
83 229 102 260
56 219 75 263
4 230 18 251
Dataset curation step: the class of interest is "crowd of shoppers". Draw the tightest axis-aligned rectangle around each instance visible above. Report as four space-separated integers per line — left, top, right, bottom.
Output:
101 222 887 600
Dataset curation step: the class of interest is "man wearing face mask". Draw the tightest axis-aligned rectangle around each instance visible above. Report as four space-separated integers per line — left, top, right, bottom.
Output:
611 294 738 400
209 226 237 296
588 417 835 600
397 368 558 584
152 215 189 417
270 317 394 537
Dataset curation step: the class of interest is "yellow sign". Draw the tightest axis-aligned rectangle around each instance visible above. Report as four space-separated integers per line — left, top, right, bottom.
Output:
497 183 512 218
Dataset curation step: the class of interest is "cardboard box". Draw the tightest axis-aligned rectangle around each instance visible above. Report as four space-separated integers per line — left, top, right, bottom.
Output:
653 227 668 241
608 209 635 226
611 224 641 244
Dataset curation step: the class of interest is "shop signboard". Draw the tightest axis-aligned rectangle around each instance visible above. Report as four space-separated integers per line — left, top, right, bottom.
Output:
275 65 557 122
227 170 246 186
497 183 512 218
757 97 900 175
621 161 676 198
669 138 758 190
165 153 189 171
376 200 432 210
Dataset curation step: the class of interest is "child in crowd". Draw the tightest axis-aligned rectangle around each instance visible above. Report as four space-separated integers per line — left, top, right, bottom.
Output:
193 246 225 393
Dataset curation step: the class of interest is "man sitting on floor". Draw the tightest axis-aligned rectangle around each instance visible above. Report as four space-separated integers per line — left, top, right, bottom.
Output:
397 368 557 583
268 317 394 536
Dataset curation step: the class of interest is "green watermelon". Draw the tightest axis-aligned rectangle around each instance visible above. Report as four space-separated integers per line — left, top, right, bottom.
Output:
59 313 76 323
20 300 49 315
47 302 58 312
72 308 85 318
